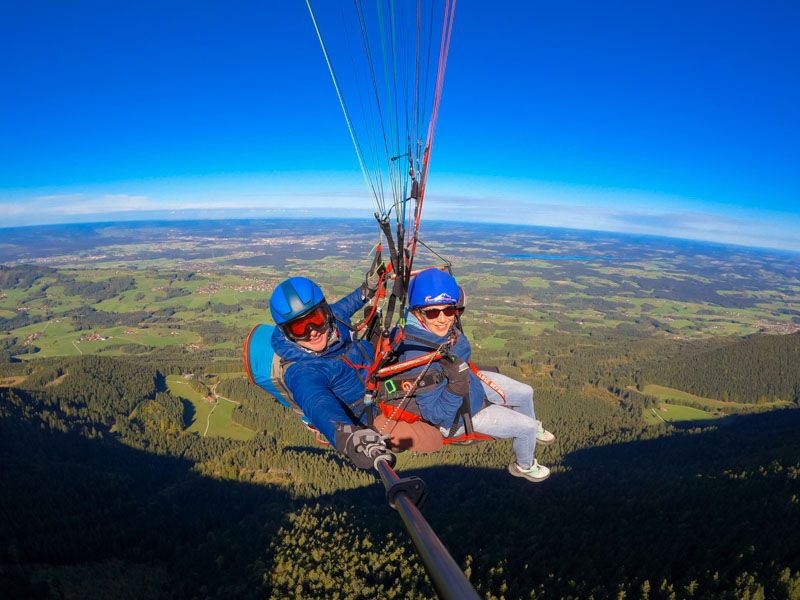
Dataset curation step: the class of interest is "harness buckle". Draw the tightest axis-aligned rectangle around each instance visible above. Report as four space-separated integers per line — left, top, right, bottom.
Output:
384 379 398 394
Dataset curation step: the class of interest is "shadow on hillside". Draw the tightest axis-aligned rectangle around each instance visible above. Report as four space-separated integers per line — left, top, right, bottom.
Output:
180 398 196 427
2 407 799 598
388 408 800 595
0 412 293 599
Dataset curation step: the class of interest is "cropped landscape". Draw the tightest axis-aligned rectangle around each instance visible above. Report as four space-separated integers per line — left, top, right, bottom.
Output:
2 219 799 599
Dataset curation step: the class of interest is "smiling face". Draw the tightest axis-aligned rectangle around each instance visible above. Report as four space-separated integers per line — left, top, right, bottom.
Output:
295 324 331 352
414 304 457 337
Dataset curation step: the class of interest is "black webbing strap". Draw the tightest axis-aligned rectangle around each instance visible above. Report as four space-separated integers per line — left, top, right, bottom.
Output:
380 370 444 400
446 395 477 439
376 214 405 335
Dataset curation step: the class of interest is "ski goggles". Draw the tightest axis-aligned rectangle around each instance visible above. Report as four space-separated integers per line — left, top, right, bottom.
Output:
283 304 332 341
419 306 462 320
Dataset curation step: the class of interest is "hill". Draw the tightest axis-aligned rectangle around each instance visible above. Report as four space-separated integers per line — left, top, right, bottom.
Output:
642 332 800 404
2 219 800 598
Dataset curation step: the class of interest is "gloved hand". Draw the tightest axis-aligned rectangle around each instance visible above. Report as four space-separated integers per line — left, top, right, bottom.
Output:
335 425 395 470
439 355 470 398
361 261 383 300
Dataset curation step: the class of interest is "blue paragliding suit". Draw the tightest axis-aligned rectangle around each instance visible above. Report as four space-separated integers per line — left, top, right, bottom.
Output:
269 286 375 446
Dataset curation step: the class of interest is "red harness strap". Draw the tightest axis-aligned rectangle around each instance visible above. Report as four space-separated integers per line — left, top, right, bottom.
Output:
378 401 422 423
364 329 396 392
376 350 443 377
442 432 494 445
469 361 506 404
340 356 370 371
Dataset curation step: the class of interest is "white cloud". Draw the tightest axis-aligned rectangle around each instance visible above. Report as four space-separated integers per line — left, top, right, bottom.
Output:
420 190 800 252
21 193 156 215
2 177 798 252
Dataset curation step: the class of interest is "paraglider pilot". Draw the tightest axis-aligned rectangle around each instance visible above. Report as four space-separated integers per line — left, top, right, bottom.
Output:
269 274 394 470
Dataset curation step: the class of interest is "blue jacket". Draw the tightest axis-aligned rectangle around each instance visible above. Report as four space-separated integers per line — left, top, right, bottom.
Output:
270 288 374 446
395 313 486 430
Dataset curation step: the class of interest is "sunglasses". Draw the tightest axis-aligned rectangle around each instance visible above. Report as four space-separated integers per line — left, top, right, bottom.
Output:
419 306 462 320
284 305 331 340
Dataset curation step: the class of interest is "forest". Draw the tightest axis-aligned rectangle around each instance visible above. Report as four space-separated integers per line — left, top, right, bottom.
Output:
1 221 799 598
1 334 799 599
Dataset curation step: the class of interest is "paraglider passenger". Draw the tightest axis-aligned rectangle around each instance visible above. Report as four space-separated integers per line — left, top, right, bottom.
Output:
397 268 555 482
269 275 393 470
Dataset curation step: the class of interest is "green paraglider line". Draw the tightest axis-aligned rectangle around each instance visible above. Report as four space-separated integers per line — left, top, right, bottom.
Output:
306 0 381 215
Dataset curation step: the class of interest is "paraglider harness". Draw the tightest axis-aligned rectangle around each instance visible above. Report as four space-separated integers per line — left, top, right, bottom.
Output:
358 224 499 445
370 329 497 445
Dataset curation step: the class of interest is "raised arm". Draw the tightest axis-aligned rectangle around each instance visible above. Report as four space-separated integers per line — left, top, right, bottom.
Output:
330 287 367 322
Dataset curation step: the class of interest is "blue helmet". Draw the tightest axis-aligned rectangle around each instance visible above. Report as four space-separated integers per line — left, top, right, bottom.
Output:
269 277 326 325
408 269 460 308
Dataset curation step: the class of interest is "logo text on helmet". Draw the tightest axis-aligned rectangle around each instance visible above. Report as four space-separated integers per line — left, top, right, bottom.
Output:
424 292 456 304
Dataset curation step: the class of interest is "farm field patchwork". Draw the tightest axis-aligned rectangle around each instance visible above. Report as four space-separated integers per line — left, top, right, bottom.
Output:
3 219 798 378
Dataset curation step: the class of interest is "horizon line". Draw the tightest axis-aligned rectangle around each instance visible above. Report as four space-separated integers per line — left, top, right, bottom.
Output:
1 214 798 258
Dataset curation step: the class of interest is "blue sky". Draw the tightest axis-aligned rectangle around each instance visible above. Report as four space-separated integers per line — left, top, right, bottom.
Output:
1 1 798 251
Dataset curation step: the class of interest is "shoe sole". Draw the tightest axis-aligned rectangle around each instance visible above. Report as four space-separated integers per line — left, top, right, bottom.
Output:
508 463 550 483
536 435 555 446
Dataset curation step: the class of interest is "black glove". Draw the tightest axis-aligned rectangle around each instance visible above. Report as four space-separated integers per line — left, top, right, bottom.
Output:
335 425 395 470
439 355 470 398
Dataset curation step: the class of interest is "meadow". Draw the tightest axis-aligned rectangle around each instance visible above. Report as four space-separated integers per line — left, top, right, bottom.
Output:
166 374 255 440
643 384 792 414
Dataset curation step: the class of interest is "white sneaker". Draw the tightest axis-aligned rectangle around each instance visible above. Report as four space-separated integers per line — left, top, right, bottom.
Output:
508 460 551 483
535 420 555 445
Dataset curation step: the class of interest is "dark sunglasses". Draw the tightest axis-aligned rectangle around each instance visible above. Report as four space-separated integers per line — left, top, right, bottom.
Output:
283 305 331 341
420 306 462 320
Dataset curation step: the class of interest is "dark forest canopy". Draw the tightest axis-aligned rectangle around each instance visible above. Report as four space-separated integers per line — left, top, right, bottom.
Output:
642 332 800 404
0 264 57 289
1 347 799 599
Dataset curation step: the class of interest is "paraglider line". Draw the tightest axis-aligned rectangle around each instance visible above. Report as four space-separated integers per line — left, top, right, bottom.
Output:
306 0 376 209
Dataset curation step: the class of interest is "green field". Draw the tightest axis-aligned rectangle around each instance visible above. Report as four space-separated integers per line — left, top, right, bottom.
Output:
209 394 255 440
474 335 507 350
646 402 718 424
166 374 254 440
14 323 202 359
643 384 791 412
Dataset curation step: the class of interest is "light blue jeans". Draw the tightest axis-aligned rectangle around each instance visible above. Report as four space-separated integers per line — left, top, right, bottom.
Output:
442 371 538 469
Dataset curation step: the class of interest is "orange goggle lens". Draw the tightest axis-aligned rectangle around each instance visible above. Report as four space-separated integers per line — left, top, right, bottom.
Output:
285 306 330 340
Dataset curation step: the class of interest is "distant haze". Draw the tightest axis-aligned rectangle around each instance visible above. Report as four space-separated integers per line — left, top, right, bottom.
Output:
2 3 798 251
